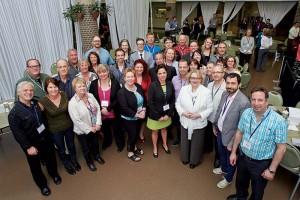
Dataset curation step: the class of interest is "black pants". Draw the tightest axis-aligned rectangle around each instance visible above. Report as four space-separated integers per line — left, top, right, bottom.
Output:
235 155 271 200
171 109 181 141
253 47 260 69
239 52 252 67
101 117 125 149
203 121 219 159
24 137 59 189
122 119 141 152
210 28 217 38
77 132 100 164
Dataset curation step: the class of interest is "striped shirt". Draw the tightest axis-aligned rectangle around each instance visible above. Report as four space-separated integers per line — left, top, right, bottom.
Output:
238 107 287 160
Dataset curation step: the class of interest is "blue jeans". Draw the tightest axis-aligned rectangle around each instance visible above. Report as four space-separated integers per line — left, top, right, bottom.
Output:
217 132 236 182
51 127 77 167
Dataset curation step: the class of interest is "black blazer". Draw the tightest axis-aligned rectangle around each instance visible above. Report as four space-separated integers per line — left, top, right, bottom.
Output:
117 83 147 118
148 80 175 120
149 65 177 82
89 78 121 115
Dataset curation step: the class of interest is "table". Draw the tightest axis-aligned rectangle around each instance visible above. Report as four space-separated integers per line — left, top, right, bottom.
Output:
274 106 300 145
0 112 9 134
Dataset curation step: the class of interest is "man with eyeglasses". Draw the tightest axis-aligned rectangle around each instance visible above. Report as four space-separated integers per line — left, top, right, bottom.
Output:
161 37 181 61
212 73 250 189
130 38 154 68
205 63 226 168
15 59 49 101
84 35 114 67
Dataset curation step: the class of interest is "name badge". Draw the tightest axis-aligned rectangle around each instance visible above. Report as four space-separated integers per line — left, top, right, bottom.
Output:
37 124 45 134
163 104 170 111
242 140 251 150
101 100 109 107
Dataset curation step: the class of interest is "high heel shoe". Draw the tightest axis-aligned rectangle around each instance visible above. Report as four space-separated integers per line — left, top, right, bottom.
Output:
162 145 171 154
153 152 158 158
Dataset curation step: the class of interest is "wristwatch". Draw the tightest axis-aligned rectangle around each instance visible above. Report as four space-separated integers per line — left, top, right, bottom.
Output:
268 168 276 174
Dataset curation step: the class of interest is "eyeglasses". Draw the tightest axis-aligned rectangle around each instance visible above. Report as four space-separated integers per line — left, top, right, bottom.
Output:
137 43 144 46
93 40 101 43
27 65 40 69
190 77 200 80
213 71 223 74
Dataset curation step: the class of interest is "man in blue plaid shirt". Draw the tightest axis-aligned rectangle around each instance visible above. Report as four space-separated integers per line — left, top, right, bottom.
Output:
227 86 287 200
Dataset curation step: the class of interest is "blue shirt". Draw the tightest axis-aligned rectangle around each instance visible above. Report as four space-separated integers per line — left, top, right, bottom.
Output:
238 107 287 160
84 48 115 67
54 74 76 100
144 44 161 59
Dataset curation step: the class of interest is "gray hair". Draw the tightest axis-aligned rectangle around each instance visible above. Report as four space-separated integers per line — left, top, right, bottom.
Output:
17 81 34 93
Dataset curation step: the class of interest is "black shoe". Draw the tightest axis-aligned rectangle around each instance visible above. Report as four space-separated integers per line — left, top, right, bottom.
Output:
53 176 62 185
162 146 171 154
117 147 124 152
72 161 81 171
41 187 51 196
227 194 237 200
153 153 158 158
95 157 105 165
172 139 180 146
189 164 196 169
182 161 189 165
65 165 76 175
214 158 220 168
87 163 97 172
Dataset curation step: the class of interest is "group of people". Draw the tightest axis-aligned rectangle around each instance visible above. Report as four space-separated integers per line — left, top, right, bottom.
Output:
9 32 287 200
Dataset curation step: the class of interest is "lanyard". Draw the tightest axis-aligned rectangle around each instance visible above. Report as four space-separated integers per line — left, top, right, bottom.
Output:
221 95 231 116
18 102 41 126
249 110 271 138
211 83 221 99
180 79 187 87
145 44 154 54
28 75 45 92
192 96 197 106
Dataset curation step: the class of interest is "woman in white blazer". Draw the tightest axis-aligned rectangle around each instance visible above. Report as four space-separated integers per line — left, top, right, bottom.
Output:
175 69 213 169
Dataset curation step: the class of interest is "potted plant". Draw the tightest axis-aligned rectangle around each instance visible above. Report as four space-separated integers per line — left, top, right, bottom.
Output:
63 3 84 22
90 1 100 20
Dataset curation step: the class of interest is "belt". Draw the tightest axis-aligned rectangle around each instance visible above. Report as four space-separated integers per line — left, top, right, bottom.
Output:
243 154 271 162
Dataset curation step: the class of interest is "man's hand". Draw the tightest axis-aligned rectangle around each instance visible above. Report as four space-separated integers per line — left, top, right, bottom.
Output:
229 152 237 166
261 169 275 180
27 146 38 156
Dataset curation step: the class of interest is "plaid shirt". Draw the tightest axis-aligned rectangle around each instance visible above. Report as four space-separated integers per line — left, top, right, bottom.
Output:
238 107 287 160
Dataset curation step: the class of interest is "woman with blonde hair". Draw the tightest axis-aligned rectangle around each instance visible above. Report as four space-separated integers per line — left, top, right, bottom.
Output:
89 64 125 152
201 37 215 63
77 59 98 90
69 77 104 172
176 69 213 169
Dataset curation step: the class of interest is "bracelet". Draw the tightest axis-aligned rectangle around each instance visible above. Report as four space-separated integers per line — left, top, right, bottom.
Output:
268 168 276 174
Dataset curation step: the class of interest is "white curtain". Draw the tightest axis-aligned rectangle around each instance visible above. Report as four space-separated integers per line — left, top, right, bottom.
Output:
200 1 219 32
106 0 150 50
223 2 244 25
0 0 73 100
222 2 245 32
181 2 199 26
257 1 297 28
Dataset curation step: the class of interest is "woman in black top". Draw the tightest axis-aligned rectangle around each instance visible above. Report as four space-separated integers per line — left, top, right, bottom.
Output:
89 64 125 152
117 68 147 162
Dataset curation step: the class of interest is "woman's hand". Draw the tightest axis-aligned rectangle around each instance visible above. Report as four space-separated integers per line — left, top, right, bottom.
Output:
190 113 201 120
27 146 38 156
95 124 101 131
101 108 110 115
182 112 192 118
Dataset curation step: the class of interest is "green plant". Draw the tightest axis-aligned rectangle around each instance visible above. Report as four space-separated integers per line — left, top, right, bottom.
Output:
63 3 84 22
90 2 112 16
91 1 100 13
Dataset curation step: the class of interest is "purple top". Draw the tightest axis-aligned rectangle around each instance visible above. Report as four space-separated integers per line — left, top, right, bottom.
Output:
172 74 189 100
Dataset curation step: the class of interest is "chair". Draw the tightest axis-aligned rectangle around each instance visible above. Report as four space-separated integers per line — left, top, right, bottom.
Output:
23 69 28 77
280 143 300 200
51 63 57 75
280 38 288 56
268 91 283 106
241 63 249 74
226 48 236 57
210 31 214 39
296 101 300 109
220 33 227 41
240 72 251 96
235 56 240 66
110 49 116 60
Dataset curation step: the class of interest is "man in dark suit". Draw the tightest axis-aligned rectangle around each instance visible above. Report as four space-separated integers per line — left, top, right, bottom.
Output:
130 38 154 68
213 73 250 189
191 18 201 40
